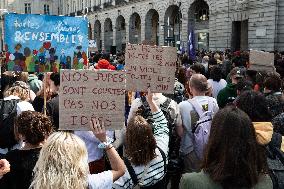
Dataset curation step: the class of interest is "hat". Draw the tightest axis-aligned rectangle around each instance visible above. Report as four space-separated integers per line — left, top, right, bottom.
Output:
95 59 115 70
230 67 244 78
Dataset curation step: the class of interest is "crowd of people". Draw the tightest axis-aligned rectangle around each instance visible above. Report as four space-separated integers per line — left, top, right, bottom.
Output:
0 48 284 189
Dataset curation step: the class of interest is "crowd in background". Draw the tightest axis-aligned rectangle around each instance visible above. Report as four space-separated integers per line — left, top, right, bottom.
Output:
0 48 284 189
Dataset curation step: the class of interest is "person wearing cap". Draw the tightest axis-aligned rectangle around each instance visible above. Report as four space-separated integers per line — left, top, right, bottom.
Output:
217 68 244 108
95 59 116 70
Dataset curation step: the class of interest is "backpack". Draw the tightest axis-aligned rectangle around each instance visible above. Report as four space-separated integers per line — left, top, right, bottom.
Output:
0 99 19 149
137 96 181 175
267 132 284 189
188 98 214 160
123 147 167 189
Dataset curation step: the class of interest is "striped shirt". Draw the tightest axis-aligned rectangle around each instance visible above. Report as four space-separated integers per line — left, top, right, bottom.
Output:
112 110 169 189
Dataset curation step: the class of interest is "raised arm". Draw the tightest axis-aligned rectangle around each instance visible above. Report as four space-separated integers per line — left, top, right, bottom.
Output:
0 159 10 179
146 89 159 113
146 89 169 154
90 118 126 182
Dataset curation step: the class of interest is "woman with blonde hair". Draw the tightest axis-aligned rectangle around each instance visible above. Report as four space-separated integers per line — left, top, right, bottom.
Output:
30 119 126 189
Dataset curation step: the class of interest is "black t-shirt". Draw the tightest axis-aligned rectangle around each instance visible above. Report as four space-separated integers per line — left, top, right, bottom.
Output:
0 148 41 189
46 94 59 130
32 96 44 113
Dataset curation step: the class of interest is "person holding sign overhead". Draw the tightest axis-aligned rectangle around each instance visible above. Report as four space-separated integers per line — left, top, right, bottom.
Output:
29 120 126 189
113 88 169 189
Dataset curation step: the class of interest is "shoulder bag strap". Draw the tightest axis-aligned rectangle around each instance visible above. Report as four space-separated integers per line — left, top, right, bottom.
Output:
207 98 214 112
123 157 139 186
160 98 171 112
188 99 204 117
157 146 167 171
0 100 4 126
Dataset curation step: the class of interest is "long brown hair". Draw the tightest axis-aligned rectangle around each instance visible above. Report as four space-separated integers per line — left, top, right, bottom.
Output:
202 106 268 188
125 115 156 166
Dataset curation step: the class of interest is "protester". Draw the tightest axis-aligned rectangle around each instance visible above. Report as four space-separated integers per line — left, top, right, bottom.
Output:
113 89 169 188
229 79 253 105
201 55 209 74
0 81 35 156
236 91 284 151
74 130 115 174
1 71 36 101
180 106 272 189
164 67 186 104
30 120 126 189
32 73 53 113
0 111 53 189
46 72 60 130
186 63 206 80
217 67 244 108
28 73 42 94
177 74 219 173
263 73 284 117
5 81 35 115
207 65 227 99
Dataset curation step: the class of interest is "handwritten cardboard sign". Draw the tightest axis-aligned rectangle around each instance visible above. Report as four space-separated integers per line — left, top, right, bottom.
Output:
125 44 177 94
249 50 275 72
59 70 125 130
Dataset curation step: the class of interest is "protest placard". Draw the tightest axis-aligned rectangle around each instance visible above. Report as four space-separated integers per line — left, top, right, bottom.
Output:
249 50 275 72
4 14 88 72
89 40 97 52
125 44 177 94
59 70 125 130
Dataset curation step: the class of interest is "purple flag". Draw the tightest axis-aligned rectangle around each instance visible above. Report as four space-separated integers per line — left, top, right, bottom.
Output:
188 27 196 61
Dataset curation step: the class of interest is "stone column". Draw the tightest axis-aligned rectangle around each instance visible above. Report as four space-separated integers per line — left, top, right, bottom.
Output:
101 22 105 50
101 0 104 9
181 10 188 50
159 17 165 46
113 27 116 46
140 15 145 42
125 22 129 44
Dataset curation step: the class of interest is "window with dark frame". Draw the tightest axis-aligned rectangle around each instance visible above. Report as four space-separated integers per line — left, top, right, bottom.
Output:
44 4 50 15
24 3 31 14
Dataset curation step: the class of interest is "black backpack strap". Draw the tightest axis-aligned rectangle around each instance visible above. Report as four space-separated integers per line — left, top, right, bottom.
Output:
157 146 167 172
269 132 282 149
140 96 149 109
160 98 171 112
0 99 4 126
123 157 139 186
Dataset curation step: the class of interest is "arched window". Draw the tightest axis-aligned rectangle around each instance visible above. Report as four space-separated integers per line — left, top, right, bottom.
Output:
195 8 209 21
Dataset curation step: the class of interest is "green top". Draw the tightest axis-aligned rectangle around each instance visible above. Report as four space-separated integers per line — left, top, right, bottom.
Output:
217 83 237 108
180 171 273 189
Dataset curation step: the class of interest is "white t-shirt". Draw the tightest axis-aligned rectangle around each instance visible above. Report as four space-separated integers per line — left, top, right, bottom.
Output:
16 101 35 115
75 131 114 163
88 171 113 189
208 79 227 99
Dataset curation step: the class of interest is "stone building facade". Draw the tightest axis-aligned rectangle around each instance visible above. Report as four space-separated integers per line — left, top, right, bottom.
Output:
62 0 284 53
1 0 284 52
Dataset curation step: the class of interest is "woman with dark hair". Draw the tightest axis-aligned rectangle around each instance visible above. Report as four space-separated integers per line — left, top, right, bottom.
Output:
207 65 227 99
236 91 276 148
46 72 60 130
180 106 272 189
236 90 272 122
113 89 169 188
0 111 53 189
263 73 284 118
